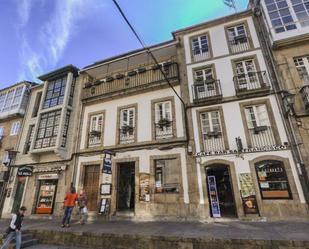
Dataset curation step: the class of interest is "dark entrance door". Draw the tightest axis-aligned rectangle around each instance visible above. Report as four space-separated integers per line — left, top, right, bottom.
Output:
117 162 135 212
83 165 100 211
206 164 236 217
12 178 26 213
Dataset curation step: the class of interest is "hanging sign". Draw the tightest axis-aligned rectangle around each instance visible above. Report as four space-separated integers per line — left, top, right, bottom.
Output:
17 166 33 177
239 173 259 215
102 158 112 174
207 175 221 218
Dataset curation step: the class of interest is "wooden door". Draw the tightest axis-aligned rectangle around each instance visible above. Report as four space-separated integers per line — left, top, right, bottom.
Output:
83 165 100 211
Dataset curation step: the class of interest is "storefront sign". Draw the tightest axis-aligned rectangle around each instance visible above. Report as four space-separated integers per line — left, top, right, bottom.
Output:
207 175 221 218
17 166 33 177
100 183 112 195
102 158 112 174
239 173 259 215
139 173 150 202
195 145 288 157
99 198 110 214
33 165 67 173
38 174 59 180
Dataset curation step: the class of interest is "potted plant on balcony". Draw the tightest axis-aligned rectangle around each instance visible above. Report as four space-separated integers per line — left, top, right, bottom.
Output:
137 67 146 73
116 73 125 80
206 131 221 138
89 130 101 137
105 76 114 82
152 64 162 70
253 125 268 134
84 82 93 88
127 71 137 77
121 124 134 134
157 118 171 128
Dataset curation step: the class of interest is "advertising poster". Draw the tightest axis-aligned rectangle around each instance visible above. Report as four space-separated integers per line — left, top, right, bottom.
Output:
239 173 259 215
207 175 221 218
139 173 150 202
103 158 112 174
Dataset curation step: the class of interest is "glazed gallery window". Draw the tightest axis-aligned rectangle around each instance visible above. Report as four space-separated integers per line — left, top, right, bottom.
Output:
0 86 25 113
34 110 61 149
264 0 296 33
43 77 67 109
155 159 179 193
119 107 135 144
88 113 104 146
244 104 276 147
24 125 35 154
61 111 71 148
10 122 20 136
291 0 309 27
294 56 309 81
191 35 210 61
200 111 225 152
255 160 291 199
154 101 173 139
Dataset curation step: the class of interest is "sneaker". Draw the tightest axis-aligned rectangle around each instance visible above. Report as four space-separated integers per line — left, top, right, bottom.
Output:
61 224 65 228
66 224 70 228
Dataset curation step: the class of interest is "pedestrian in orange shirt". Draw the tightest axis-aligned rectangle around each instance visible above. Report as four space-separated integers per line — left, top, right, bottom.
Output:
61 186 78 228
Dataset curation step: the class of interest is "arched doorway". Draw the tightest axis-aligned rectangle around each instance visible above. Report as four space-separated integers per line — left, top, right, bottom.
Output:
205 164 236 218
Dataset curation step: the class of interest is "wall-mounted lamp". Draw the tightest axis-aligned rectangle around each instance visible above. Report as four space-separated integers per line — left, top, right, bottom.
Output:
281 91 295 116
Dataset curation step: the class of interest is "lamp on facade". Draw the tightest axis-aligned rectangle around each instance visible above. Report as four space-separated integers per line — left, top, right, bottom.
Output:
281 91 295 116
3 150 19 167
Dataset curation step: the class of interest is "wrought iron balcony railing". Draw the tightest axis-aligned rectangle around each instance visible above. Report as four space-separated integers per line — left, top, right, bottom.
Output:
83 62 179 100
154 120 173 139
233 71 270 95
249 126 276 148
228 35 250 53
192 79 222 102
119 126 135 144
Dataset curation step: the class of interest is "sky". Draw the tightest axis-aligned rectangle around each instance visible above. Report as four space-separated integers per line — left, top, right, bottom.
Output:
0 0 248 88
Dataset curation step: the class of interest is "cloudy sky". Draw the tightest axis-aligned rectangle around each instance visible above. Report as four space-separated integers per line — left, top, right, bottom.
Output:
0 0 248 88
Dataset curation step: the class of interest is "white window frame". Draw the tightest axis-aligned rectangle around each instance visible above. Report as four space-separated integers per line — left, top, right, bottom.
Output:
294 56 309 82
88 113 104 146
291 0 309 27
244 105 270 129
200 111 222 135
227 24 247 41
10 121 20 136
119 107 136 143
155 101 172 123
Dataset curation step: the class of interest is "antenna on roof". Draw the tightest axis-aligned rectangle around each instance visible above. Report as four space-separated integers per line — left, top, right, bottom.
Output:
223 0 237 13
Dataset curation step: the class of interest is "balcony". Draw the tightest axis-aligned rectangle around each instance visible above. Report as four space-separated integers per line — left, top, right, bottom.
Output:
82 62 179 100
192 79 222 102
228 35 251 53
249 126 276 148
88 130 102 147
155 120 173 139
300 85 309 110
233 71 270 96
119 125 135 144
192 50 211 62
202 132 225 152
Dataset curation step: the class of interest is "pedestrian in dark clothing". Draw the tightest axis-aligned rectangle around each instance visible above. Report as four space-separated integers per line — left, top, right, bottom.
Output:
77 189 88 225
1 206 27 249
61 187 78 228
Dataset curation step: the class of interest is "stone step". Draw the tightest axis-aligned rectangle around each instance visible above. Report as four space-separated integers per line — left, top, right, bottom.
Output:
8 238 39 249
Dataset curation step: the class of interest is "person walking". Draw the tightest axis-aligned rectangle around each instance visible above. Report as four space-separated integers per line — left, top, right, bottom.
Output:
77 189 88 225
61 186 78 228
1 206 27 249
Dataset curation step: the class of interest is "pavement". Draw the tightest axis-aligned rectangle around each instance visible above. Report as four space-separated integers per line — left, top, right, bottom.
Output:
28 246 87 249
0 218 308 242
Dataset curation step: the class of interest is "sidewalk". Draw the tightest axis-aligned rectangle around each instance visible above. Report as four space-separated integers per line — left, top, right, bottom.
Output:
1 218 309 248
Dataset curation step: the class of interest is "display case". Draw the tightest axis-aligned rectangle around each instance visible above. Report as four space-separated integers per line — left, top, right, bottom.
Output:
36 180 57 214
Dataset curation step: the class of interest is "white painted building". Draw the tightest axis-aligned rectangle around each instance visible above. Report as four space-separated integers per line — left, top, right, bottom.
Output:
173 10 307 219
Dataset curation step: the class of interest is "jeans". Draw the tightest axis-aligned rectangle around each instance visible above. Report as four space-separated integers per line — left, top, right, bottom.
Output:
62 206 74 225
0 230 21 249
79 207 88 224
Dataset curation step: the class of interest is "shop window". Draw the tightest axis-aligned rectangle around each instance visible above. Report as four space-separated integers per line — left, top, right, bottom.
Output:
88 113 104 147
200 110 225 152
24 125 35 154
43 77 67 109
34 110 61 149
154 159 179 193
10 121 20 136
36 179 58 214
255 160 292 199
154 101 173 139
244 104 276 147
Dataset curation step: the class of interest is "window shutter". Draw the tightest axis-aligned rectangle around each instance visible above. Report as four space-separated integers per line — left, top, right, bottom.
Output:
201 113 211 134
129 109 134 127
211 111 221 132
97 115 103 131
257 105 270 126
90 116 97 131
245 107 255 129
155 103 162 123
164 102 172 120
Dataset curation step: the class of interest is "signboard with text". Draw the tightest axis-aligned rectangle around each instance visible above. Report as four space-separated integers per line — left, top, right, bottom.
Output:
17 166 33 177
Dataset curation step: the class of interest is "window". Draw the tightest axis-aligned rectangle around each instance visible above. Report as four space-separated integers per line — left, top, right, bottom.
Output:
294 56 309 81
61 111 70 147
34 110 61 149
88 113 104 146
0 92 6 111
264 0 296 33
43 77 67 109
0 86 26 114
191 35 210 61
10 122 20 136
255 160 291 199
234 59 261 90
155 159 179 193
244 104 276 147
10 86 23 110
2 90 14 112
291 0 309 27
32 92 42 117
24 125 35 154
227 24 250 53
0 126 4 137
68 77 76 107
195 67 214 82
200 111 225 152
154 101 173 139
119 107 135 144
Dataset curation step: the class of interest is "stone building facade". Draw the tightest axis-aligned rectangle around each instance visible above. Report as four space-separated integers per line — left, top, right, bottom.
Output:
250 0 309 204
0 81 35 216
173 10 307 219
2 66 81 218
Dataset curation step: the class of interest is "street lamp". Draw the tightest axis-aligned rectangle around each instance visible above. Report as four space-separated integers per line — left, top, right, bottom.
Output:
3 150 19 167
281 91 295 116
